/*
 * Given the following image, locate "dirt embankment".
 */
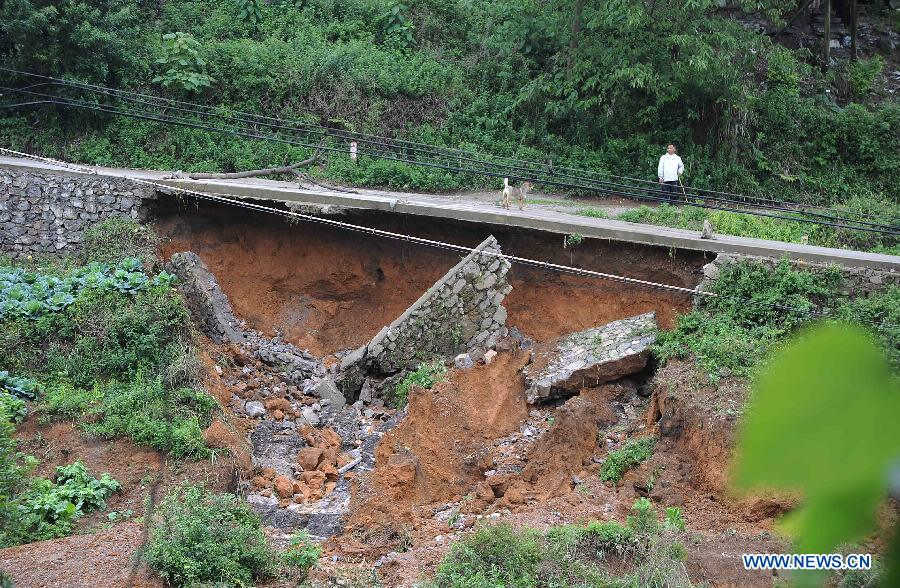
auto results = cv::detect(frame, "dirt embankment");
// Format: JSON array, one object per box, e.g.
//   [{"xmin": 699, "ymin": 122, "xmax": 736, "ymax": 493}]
[{"xmin": 153, "ymin": 201, "xmax": 703, "ymax": 356}]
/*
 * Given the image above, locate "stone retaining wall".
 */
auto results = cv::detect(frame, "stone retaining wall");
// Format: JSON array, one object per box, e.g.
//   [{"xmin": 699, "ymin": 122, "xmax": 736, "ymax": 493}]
[
  {"xmin": 698, "ymin": 252, "xmax": 898, "ymax": 300},
  {"xmin": 337, "ymin": 235, "xmax": 512, "ymax": 399},
  {"xmin": 0, "ymin": 167, "xmax": 154, "ymax": 257}
]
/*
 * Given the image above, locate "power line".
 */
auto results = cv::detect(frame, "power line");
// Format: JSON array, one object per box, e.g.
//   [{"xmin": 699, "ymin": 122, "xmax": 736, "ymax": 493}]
[
  {"xmin": 0, "ymin": 146, "xmax": 836, "ymax": 319},
  {"xmin": 1, "ymin": 69, "xmax": 896, "ymax": 236},
  {"xmin": 4, "ymin": 86, "xmax": 896, "ymax": 237},
  {"xmin": 1, "ymin": 74, "xmax": 893, "ymax": 232}
]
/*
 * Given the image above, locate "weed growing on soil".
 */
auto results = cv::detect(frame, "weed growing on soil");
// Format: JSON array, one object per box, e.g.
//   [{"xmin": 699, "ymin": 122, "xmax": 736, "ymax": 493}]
[
  {"xmin": 45, "ymin": 375, "xmax": 216, "ymax": 458},
  {"xmin": 145, "ymin": 485, "xmax": 276, "ymax": 587},
  {"xmin": 432, "ymin": 499, "xmax": 691, "ymax": 587},
  {"xmin": 600, "ymin": 437, "xmax": 656, "ymax": 483},
  {"xmin": 0, "ymin": 394, "xmax": 26, "ymax": 424},
  {"xmin": 617, "ymin": 203, "xmax": 897, "ymax": 252},
  {"xmin": 282, "ymin": 530, "xmax": 322, "ymax": 580},
  {"xmin": 0, "ymin": 252, "xmax": 216, "ymax": 457},
  {"xmin": 392, "ymin": 360, "xmax": 447, "ymax": 408},
  {"xmin": 655, "ymin": 259, "xmax": 900, "ymax": 379},
  {"xmin": 81, "ymin": 217, "xmax": 159, "ymax": 268},
  {"xmin": 0, "ymin": 458, "xmax": 120, "ymax": 548}
]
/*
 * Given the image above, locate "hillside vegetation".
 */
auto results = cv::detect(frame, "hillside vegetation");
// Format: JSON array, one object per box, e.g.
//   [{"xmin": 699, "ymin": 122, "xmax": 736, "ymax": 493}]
[{"xmin": 1, "ymin": 0, "xmax": 898, "ymax": 211}]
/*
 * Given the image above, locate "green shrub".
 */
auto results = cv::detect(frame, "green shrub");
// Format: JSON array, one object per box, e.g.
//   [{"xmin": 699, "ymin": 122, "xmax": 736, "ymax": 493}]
[
  {"xmin": 433, "ymin": 523, "xmax": 542, "ymax": 588},
  {"xmin": 0, "ymin": 459, "xmax": 120, "ymax": 548},
  {"xmin": 81, "ymin": 217, "xmax": 159, "ymax": 268},
  {"xmin": 599, "ymin": 437, "xmax": 656, "ymax": 483},
  {"xmin": 432, "ymin": 510, "xmax": 692, "ymax": 587},
  {"xmin": 627, "ymin": 498, "xmax": 659, "ymax": 535},
  {"xmin": 848, "ymin": 55, "xmax": 884, "ymax": 100},
  {"xmin": 392, "ymin": 360, "xmax": 446, "ymax": 408},
  {"xmin": 282, "ymin": 530, "xmax": 322, "ymax": 579},
  {"xmin": 145, "ymin": 485, "xmax": 276, "ymax": 587},
  {"xmin": 152, "ymin": 32, "xmax": 213, "ymax": 92},
  {"xmin": 0, "ymin": 393, "xmax": 26, "ymax": 424},
  {"xmin": 654, "ymin": 259, "xmax": 844, "ymax": 379}
]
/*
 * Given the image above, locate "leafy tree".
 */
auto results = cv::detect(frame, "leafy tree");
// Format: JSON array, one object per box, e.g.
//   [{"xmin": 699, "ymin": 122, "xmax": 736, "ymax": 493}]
[
  {"xmin": 0, "ymin": 0, "xmax": 146, "ymax": 83},
  {"xmin": 734, "ymin": 322, "xmax": 899, "ymax": 581}
]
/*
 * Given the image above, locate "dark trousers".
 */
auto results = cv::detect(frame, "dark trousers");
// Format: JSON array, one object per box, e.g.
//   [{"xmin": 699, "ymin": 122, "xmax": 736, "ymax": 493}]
[{"xmin": 661, "ymin": 181, "xmax": 679, "ymax": 198}]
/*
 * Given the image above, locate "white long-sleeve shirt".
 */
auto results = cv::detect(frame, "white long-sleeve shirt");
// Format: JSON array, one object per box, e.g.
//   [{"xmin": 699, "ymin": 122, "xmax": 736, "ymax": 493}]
[{"xmin": 658, "ymin": 153, "xmax": 684, "ymax": 182}]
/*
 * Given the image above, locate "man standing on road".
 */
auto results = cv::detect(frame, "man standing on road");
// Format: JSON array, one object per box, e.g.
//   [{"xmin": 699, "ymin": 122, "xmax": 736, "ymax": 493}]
[{"xmin": 657, "ymin": 144, "xmax": 684, "ymax": 197}]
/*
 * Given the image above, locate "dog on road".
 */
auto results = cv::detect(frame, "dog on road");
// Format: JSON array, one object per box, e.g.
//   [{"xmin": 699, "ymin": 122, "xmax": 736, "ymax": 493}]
[{"xmin": 501, "ymin": 178, "xmax": 533, "ymax": 210}]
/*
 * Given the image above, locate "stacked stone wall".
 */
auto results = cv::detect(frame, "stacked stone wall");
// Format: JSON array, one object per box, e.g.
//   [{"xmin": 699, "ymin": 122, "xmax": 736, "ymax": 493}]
[
  {"xmin": 337, "ymin": 235, "xmax": 512, "ymax": 398},
  {"xmin": 0, "ymin": 167, "xmax": 154, "ymax": 257}
]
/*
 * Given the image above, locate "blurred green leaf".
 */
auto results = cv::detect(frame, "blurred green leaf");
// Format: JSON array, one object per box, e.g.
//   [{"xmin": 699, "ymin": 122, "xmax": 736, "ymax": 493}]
[{"xmin": 734, "ymin": 322, "xmax": 899, "ymax": 552}]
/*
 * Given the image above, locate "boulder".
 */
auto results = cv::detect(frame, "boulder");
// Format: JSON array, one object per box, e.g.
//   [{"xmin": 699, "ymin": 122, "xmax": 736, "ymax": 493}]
[
  {"xmin": 524, "ymin": 312, "xmax": 657, "ymax": 404},
  {"xmin": 244, "ymin": 401, "xmax": 266, "ymax": 418}
]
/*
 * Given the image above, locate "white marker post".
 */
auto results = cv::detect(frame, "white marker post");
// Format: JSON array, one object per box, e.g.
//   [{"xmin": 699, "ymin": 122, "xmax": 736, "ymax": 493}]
[{"xmin": 350, "ymin": 141, "xmax": 358, "ymax": 162}]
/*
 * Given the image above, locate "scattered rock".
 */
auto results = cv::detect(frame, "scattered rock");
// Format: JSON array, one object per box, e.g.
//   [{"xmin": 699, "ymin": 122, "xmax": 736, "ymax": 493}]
[
  {"xmin": 274, "ymin": 475, "xmax": 294, "ymax": 499},
  {"xmin": 244, "ymin": 401, "xmax": 266, "ymax": 418},
  {"xmin": 483, "ymin": 349, "xmax": 497, "ymax": 365},
  {"xmin": 454, "ymin": 353, "xmax": 474, "ymax": 370},
  {"xmin": 298, "ymin": 447, "xmax": 325, "ymax": 471}
]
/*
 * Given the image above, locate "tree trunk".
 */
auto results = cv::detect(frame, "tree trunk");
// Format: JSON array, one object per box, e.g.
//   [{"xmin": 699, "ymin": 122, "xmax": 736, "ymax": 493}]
[
  {"xmin": 568, "ymin": 0, "xmax": 584, "ymax": 75},
  {"xmin": 823, "ymin": 0, "xmax": 832, "ymax": 71}
]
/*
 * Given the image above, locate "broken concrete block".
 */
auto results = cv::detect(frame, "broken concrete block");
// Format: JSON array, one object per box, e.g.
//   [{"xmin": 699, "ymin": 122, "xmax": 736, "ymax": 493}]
[{"xmin": 523, "ymin": 312, "xmax": 657, "ymax": 404}]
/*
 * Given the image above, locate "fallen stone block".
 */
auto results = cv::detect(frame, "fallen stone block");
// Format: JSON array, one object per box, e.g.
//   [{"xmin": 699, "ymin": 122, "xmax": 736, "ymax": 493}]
[
  {"xmin": 454, "ymin": 353, "xmax": 474, "ymax": 369},
  {"xmin": 524, "ymin": 312, "xmax": 657, "ymax": 404}
]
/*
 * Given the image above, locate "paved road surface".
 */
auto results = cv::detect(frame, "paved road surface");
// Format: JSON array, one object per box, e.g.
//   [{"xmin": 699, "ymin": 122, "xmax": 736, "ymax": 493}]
[{"xmin": 2, "ymin": 156, "xmax": 897, "ymax": 270}]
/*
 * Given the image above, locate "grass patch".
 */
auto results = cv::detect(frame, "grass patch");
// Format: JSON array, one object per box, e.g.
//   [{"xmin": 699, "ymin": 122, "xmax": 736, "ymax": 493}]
[
  {"xmin": 615, "ymin": 203, "xmax": 897, "ymax": 253},
  {"xmin": 576, "ymin": 207, "xmax": 610, "ymax": 219},
  {"xmin": 81, "ymin": 216, "xmax": 159, "ymax": 268},
  {"xmin": 282, "ymin": 530, "xmax": 322, "ymax": 581},
  {"xmin": 432, "ymin": 499, "xmax": 691, "ymax": 587},
  {"xmin": 600, "ymin": 437, "xmax": 657, "ymax": 483},
  {"xmin": 145, "ymin": 484, "xmax": 276, "ymax": 587},
  {"xmin": 655, "ymin": 259, "xmax": 900, "ymax": 379},
  {"xmin": 392, "ymin": 360, "xmax": 447, "ymax": 408}
]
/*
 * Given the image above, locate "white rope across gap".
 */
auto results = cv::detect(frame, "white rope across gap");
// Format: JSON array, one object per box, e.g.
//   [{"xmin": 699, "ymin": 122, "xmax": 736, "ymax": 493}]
[{"xmin": 0, "ymin": 146, "xmax": 711, "ymax": 298}]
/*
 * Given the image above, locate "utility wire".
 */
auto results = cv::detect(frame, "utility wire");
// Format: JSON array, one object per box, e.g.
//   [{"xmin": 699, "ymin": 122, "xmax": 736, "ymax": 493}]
[
  {"xmin": 1, "ymin": 69, "xmax": 895, "ymax": 235},
  {"xmin": 3, "ymin": 85, "xmax": 896, "ymax": 237},
  {"xmin": 1, "ymin": 147, "xmax": 837, "ymax": 318}
]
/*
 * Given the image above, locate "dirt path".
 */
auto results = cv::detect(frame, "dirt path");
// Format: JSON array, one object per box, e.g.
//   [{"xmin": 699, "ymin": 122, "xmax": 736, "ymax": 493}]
[{"xmin": 0, "ymin": 522, "xmax": 161, "ymax": 588}]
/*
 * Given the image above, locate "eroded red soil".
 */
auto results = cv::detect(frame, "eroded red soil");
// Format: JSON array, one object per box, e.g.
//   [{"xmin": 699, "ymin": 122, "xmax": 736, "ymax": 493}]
[{"xmin": 154, "ymin": 202, "xmax": 702, "ymax": 355}]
